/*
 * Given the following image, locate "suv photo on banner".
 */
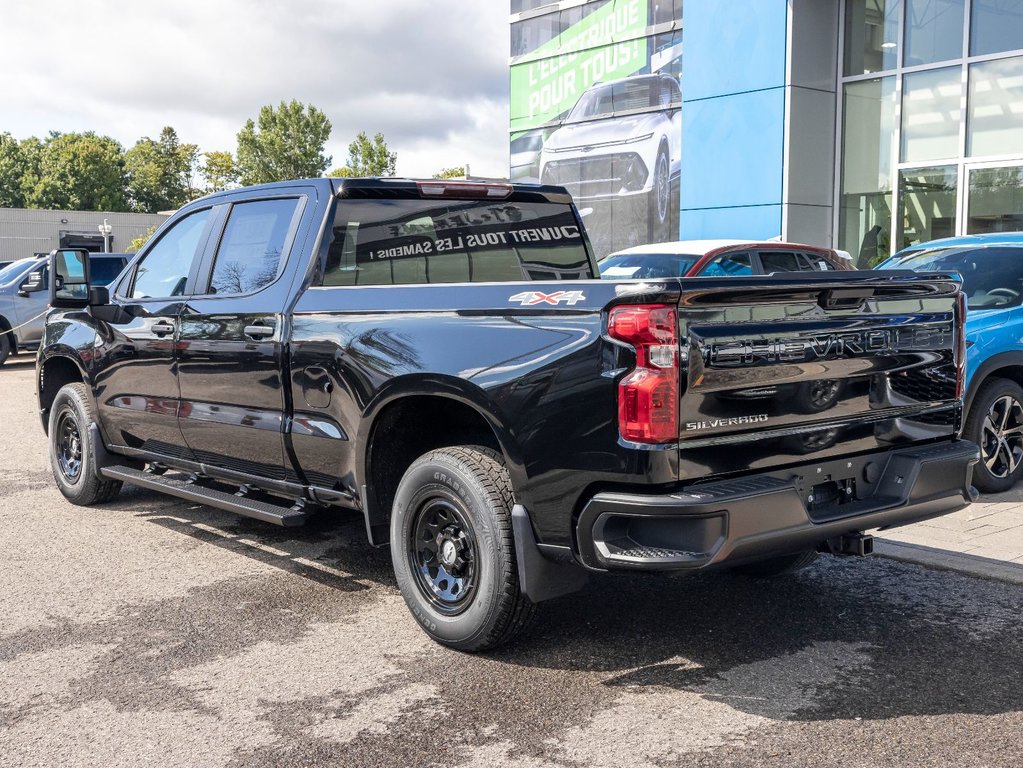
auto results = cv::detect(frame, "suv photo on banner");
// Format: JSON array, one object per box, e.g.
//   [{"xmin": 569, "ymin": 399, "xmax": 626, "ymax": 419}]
[{"xmin": 510, "ymin": 0, "xmax": 682, "ymax": 259}]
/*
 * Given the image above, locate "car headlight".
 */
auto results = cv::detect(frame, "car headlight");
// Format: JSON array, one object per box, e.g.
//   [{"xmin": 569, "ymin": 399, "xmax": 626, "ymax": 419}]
[{"xmin": 623, "ymin": 133, "xmax": 654, "ymax": 145}]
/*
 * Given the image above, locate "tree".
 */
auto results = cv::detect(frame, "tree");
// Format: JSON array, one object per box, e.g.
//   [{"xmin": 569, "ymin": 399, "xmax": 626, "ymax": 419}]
[
  {"xmin": 433, "ymin": 166, "xmax": 465, "ymax": 179},
  {"xmin": 0, "ymin": 133, "xmax": 26, "ymax": 207},
  {"xmin": 328, "ymin": 131, "xmax": 397, "ymax": 178},
  {"xmin": 27, "ymin": 132, "xmax": 128, "ymax": 211},
  {"xmin": 201, "ymin": 150, "xmax": 239, "ymax": 194},
  {"xmin": 128, "ymin": 225, "xmax": 158, "ymax": 253},
  {"xmin": 125, "ymin": 126, "xmax": 199, "ymax": 213},
  {"xmin": 235, "ymin": 100, "xmax": 332, "ymax": 185}
]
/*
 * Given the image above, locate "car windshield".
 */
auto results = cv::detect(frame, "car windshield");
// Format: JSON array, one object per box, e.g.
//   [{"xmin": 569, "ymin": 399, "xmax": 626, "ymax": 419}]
[
  {"xmin": 0, "ymin": 258, "xmax": 39, "ymax": 285},
  {"xmin": 567, "ymin": 78, "xmax": 663, "ymax": 122},
  {"xmin": 878, "ymin": 246, "xmax": 1023, "ymax": 309},
  {"xmin": 598, "ymin": 252, "xmax": 698, "ymax": 279}
]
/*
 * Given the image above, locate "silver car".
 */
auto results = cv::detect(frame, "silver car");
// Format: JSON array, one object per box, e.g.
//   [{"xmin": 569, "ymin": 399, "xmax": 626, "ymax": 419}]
[{"xmin": 0, "ymin": 253, "xmax": 128, "ymax": 366}]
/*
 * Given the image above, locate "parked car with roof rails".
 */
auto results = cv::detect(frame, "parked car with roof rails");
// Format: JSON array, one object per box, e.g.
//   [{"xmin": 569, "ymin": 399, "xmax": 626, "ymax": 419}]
[
  {"xmin": 0, "ymin": 253, "xmax": 128, "ymax": 366},
  {"xmin": 599, "ymin": 240, "xmax": 853, "ymax": 280},
  {"xmin": 878, "ymin": 232, "xmax": 1023, "ymax": 492}
]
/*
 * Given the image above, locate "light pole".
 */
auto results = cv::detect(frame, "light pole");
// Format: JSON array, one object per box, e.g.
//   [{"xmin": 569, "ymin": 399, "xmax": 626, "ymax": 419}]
[{"xmin": 97, "ymin": 219, "xmax": 112, "ymax": 253}]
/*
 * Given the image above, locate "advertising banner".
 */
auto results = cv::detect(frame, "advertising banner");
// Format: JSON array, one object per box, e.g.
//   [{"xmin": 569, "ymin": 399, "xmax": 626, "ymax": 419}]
[{"xmin": 510, "ymin": 0, "xmax": 682, "ymax": 259}]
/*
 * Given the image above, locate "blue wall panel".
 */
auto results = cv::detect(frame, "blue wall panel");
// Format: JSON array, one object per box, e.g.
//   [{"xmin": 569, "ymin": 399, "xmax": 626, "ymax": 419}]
[
  {"xmin": 679, "ymin": 0, "xmax": 789, "ymax": 240},
  {"xmin": 680, "ymin": 205, "xmax": 783, "ymax": 241},
  {"xmin": 680, "ymin": 88, "xmax": 786, "ymax": 211},
  {"xmin": 681, "ymin": 0, "xmax": 789, "ymax": 101}
]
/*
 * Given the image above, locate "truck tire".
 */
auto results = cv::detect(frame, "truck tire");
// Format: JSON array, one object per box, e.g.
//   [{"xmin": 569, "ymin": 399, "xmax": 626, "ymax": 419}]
[
  {"xmin": 48, "ymin": 383, "xmax": 122, "ymax": 505},
  {"xmin": 390, "ymin": 446, "xmax": 535, "ymax": 651},
  {"xmin": 730, "ymin": 550, "xmax": 819, "ymax": 578},
  {"xmin": 966, "ymin": 377, "xmax": 1023, "ymax": 493},
  {"xmin": 0, "ymin": 333, "xmax": 10, "ymax": 367}
]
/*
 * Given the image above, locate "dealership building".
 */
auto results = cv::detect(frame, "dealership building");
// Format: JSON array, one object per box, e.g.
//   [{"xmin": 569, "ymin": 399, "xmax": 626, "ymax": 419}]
[{"xmin": 510, "ymin": 0, "xmax": 1023, "ymax": 264}]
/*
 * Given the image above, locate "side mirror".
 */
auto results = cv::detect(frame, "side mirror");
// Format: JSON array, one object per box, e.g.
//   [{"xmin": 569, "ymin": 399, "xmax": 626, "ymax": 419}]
[
  {"xmin": 89, "ymin": 285, "xmax": 110, "ymax": 306},
  {"xmin": 49, "ymin": 249, "xmax": 91, "ymax": 309},
  {"xmin": 18, "ymin": 269, "xmax": 46, "ymax": 297}
]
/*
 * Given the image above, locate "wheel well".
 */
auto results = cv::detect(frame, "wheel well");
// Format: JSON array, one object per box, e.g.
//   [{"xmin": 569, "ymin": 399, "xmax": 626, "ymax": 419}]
[
  {"xmin": 0, "ymin": 315, "xmax": 14, "ymax": 352},
  {"xmin": 969, "ymin": 366, "xmax": 1023, "ymax": 413},
  {"xmin": 39, "ymin": 357, "xmax": 85, "ymax": 433},
  {"xmin": 364, "ymin": 396, "xmax": 503, "ymax": 544}
]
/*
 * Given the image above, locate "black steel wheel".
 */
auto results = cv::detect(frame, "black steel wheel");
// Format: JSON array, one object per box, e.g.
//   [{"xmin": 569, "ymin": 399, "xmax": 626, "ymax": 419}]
[
  {"xmin": 967, "ymin": 378, "xmax": 1023, "ymax": 493},
  {"xmin": 48, "ymin": 382, "xmax": 122, "ymax": 505},
  {"xmin": 54, "ymin": 408, "xmax": 84, "ymax": 482},
  {"xmin": 390, "ymin": 446, "xmax": 535, "ymax": 651},
  {"xmin": 408, "ymin": 496, "xmax": 478, "ymax": 615}
]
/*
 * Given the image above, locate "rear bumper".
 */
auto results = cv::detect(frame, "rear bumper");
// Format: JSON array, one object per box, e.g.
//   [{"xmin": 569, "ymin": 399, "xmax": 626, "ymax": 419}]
[{"xmin": 576, "ymin": 440, "xmax": 979, "ymax": 571}]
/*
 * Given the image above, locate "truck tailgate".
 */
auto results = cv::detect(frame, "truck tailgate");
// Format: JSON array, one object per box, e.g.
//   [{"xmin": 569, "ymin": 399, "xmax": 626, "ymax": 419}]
[{"xmin": 676, "ymin": 272, "xmax": 963, "ymax": 480}]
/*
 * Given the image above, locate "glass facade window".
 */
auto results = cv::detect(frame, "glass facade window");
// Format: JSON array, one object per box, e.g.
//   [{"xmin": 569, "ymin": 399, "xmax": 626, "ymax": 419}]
[
  {"xmin": 839, "ymin": 77, "xmax": 897, "ymax": 265},
  {"xmin": 970, "ymin": 0, "xmax": 1023, "ymax": 57},
  {"xmin": 903, "ymin": 0, "xmax": 965, "ymax": 66},
  {"xmin": 901, "ymin": 66, "xmax": 961, "ymax": 163},
  {"xmin": 844, "ymin": 0, "xmax": 899, "ymax": 75},
  {"xmin": 968, "ymin": 56, "xmax": 1023, "ymax": 158},
  {"xmin": 899, "ymin": 166, "xmax": 958, "ymax": 247},
  {"xmin": 967, "ymin": 166, "xmax": 1023, "ymax": 234}
]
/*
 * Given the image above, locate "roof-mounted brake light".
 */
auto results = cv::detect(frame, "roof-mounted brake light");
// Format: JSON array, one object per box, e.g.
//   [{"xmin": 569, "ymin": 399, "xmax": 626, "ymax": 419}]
[{"xmin": 416, "ymin": 181, "xmax": 513, "ymax": 199}]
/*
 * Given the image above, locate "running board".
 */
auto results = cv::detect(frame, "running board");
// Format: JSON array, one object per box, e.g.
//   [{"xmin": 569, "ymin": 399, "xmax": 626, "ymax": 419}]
[{"xmin": 100, "ymin": 465, "xmax": 308, "ymax": 527}]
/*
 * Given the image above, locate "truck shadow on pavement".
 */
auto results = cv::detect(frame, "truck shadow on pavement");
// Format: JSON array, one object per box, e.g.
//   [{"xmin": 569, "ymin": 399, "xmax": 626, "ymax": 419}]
[{"xmin": 118, "ymin": 489, "xmax": 1023, "ymax": 726}]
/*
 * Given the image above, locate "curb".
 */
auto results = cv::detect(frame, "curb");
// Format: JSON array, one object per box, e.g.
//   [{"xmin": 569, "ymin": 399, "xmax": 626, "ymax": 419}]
[{"xmin": 874, "ymin": 539, "xmax": 1023, "ymax": 586}]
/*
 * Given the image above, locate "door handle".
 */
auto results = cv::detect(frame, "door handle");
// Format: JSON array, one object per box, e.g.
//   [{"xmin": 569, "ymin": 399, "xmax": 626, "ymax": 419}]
[
  {"xmin": 151, "ymin": 321, "xmax": 175, "ymax": 336},
  {"xmin": 243, "ymin": 323, "xmax": 275, "ymax": 340}
]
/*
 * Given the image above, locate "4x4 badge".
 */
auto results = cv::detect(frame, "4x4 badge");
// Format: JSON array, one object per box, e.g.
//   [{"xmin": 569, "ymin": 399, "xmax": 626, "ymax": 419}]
[{"xmin": 509, "ymin": 290, "xmax": 586, "ymax": 306}]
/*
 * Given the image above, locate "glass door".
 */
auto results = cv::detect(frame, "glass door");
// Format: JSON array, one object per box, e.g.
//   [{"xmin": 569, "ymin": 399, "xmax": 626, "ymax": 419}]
[{"xmin": 964, "ymin": 162, "xmax": 1023, "ymax": 235}]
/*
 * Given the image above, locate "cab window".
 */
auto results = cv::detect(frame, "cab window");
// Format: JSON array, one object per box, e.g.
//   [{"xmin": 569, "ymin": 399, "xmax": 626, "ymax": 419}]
[
  {"xmin": 206, "ymin": 198, "xmax": 299, "ymax": 295},
  {"xmin": 697, "ymin": 252, "xmax": 753, "ymax": 276},
  {"xmin": 130, "ymin": 209, "xmax": 212, "ymax": 299}
]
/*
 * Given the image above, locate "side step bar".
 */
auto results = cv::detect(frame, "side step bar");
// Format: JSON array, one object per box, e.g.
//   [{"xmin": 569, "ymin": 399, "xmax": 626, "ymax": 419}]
[{"xmin": 100, "ymin": 465, "xmax": 308, "ymax": 527}]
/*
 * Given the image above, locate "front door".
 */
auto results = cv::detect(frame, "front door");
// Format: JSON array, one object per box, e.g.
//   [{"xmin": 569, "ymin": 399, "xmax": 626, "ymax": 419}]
[
  {"xmin": 176, "ymin": 194, "xmax": 306, "ymax": 483},
  {"xmin": 94, "ymin": 207, "xmax": 216, "ymax": 460}
]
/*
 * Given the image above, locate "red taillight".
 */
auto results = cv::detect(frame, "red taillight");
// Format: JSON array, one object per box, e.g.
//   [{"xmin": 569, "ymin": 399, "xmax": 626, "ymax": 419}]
[
  {"xmin": 608, "ymin": 304, "xmax": 679, "ymax": 443},
  {"xmin": 955, "ymin": 290, "xmax": 967, "ymax": 401}
]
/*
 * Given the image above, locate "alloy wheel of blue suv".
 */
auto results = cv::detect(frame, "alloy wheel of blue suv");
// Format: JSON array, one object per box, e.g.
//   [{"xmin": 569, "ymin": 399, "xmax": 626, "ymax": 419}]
[{"xmin": 878, "ymin": 233, "xmax": 1023, "ymax": 493}]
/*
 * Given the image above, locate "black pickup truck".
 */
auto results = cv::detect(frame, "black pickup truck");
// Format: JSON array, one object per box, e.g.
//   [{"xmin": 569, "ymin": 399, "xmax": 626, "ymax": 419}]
[{"xmin": 38, "ymin": 178, "xmax": 978, "ymax": 650}]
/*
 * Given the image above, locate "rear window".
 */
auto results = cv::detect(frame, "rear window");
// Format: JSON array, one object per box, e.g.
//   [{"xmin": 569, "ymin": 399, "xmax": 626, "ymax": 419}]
[
  {"xmin": 599, "ymin": 253, "xmax": 698, "ymax": 279},
  {"xmin": 319, "ymin": 199, "xmax": 593, "ymax": 286},
  {"xmin": 759, "ymin": 251, "xmax": 820, "ymax": 273}
]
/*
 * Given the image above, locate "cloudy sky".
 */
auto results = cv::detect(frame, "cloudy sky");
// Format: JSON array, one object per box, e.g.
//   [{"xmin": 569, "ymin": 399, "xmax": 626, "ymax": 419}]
[{"xmin": 0, "ymin": 1, "xmax": 511, "ymax": 178}]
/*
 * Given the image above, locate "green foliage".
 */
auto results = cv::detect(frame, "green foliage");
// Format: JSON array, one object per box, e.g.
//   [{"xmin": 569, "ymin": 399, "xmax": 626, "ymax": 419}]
[
  {"xmin": 236, "ymin": 100, "xmax": 332, "ymax": 185},
  {"xmin": 201, "ymin": 150, "xmax": 239, "ymax": 194},
  {"xmin": 0, "ymin": 133, "xmax": 27, "ymax": 207},
  {"xmin": 125, "ymin": 127, "xmax": 199, "ymax": 213},
  {"xmin": 328, "ymin": 132, "xmax": 397, "ymax": 178},
  {"xmin": 27, "ymin": 132, "xmax": 128, "ymax": 211},
  {"xmin": 127, "ymin": 224, "xmax": 158, "ymax": 253},
  {"xmin": 433, "ymin": 166, "xmax": 466, "ymax": 179}
]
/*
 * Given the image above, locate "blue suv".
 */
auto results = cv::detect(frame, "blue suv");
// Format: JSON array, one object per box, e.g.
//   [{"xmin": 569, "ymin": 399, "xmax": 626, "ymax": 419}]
[{"xmin": 878, "ymin": 233, "xmax": 1023, "ymax": 493}]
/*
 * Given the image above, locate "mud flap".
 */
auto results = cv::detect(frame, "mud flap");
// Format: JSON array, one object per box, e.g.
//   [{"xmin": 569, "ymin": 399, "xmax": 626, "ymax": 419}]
[{"xmin": 512, "ymin": 504, "xmax": 588, "ymax": 603}]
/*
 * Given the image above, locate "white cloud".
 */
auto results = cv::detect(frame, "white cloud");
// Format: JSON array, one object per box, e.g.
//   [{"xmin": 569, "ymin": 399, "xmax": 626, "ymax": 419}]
[{"xmin": 0, "ymin": 0, "xmax": 511, "ymax": 177}]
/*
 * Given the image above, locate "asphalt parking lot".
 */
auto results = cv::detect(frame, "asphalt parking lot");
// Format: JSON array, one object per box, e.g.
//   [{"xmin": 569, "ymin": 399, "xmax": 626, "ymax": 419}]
[{"xmin": 2, "ymin": 357, "xmax": 1022, "ymax": 768}]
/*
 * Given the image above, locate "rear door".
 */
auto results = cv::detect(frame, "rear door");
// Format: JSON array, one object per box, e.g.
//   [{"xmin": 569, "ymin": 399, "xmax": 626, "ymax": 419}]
[
  {"xmin": 676, "ymin": 273, "xmax": 962, "ymax": 479},
  {"xmin": 175, "ymin": 192, "xmax": 309, "ymax": 483}
]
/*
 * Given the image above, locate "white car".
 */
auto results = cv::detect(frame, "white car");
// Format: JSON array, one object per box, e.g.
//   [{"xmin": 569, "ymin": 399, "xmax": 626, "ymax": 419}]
[{"xmin": 540, "ymin": 73, "xmax": 682, "ymax": 232}]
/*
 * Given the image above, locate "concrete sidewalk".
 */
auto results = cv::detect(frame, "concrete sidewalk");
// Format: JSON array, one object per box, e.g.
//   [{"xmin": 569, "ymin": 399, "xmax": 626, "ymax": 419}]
[{"xmin": 875, "ymin": 487, "xmax": 1023, "ymax": 585}]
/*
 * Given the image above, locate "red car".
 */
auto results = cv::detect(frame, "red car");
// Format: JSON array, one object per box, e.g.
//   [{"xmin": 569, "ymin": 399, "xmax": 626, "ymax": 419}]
[{"xmin": 598, "ymin": 239, "xmax": 854, "ymax": 279}]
